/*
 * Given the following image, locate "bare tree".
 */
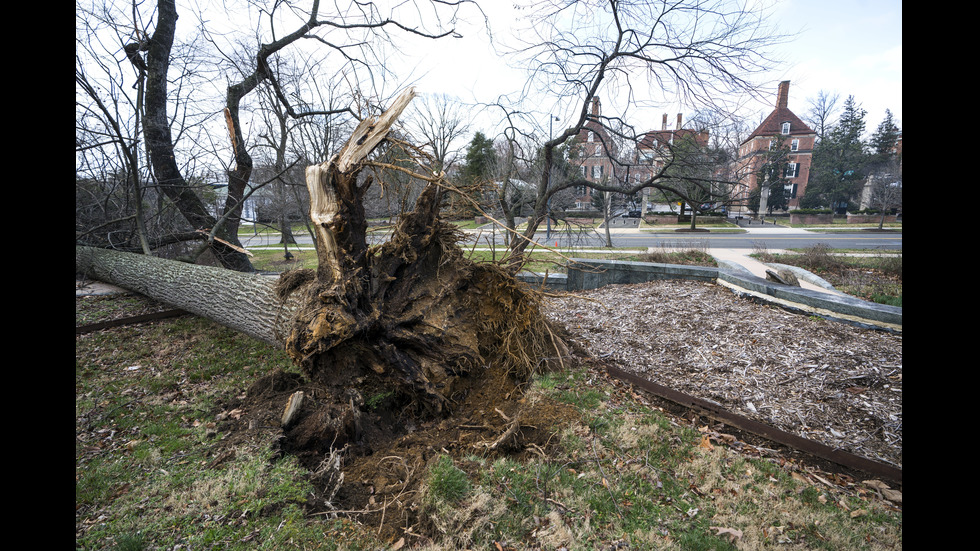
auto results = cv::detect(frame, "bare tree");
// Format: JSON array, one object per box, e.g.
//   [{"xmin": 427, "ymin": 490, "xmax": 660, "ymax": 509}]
[
  {"xmin": 406, "ymin": 93, "xmax": 471, "ymax": 172},
  {"xmin": 495, "ymin": 0, "xmax": 786, "ymax": 268},
  {"xmin": 85, "ymin": 0, "xmax": 470, "ymax": 271},
  {"xmin": 864, "ymin": 174, "xmax": 902, "ymax": 229},
  {"xmin": 76, "ymin": 62, "xmax": 152, "ymax": 255},
  {"xmin": 804, "ymin": 90, "xmax": 842, "ymax": 141},
  {"xmin": 77, "ymin": 89, "xmax": 566, "ymax": 416},
  {"xmin": 862, "ymin": 148, "xmax": 902, "ymax": 229}
]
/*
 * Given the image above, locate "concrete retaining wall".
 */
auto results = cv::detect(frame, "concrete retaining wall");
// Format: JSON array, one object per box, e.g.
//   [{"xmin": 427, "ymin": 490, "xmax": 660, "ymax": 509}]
[{"xmin": 518, "ymin": 258, "xmax": 901, "ymax": 331}]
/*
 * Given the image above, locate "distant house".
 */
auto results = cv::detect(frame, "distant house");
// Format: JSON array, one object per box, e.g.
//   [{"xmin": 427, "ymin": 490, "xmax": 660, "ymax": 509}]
[
  {"xmin": 569, "ymin": 97, "xmax": 619, "ymax": 210},
  {"xmin": 569, "ymin": 102, "xmax": 714, "ymax": 214},
  {"xmin": 734, "ymin": 80, "xmax": 817, "ymax": 213},
  {"xmin": 633, "ymin": 113, "xmax": 710, "ymax": 213}
]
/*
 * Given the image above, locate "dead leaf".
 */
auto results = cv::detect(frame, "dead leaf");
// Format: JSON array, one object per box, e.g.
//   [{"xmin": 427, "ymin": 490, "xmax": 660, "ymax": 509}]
[
  {"xmin": 881, "ymin": 488, "xmax": 902, "ymax": 503},
  {"xmin": 109, "ymin": 483, "xmax": 131, "ymax": 500},
  {"xmin": 862, "ymin": 479, "xmax": 890, "ymax": 491},
  {"xmin": 711, "ymin": 526, "xmax": 743, "ymax": 542},
  {"xmin": 717, "ymin": 432, "xmax": 736, "ymax": 444}
]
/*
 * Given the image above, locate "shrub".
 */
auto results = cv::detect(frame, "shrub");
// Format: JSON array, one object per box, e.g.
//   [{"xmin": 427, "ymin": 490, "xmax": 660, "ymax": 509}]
[{"xmin": 789, "ymin": 208, "xmax": 833, "ymax": 214}]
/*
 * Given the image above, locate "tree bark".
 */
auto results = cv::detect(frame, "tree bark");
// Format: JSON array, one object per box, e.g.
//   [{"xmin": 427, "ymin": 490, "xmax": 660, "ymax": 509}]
[
  {"xmin": 141, "ymin": 0, "xmax": 253, "ymax": 272},
  {"xmin": 77, "ymin": 87, "xmax": 567, "ymax": 415},
  {"xmin": 75, "ymin": 246, "xmax": 294, "ymax": 346}
]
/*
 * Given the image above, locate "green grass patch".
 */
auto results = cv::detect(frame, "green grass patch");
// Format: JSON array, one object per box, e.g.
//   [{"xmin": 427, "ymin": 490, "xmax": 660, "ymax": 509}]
[
  {"xmin": 427, "ymin": 455, "xmax": 473, "ymax": 504},
  {"xmin": 78, "ymin": 296, "xmax": 901, "ymax": 550},
  {"xmin": 76, "ymin": 298, "xmax": 366, "ymax": 550},
  {"xmin": 418, "ymin": 366, "xmax": 901, "ymax": 549}
]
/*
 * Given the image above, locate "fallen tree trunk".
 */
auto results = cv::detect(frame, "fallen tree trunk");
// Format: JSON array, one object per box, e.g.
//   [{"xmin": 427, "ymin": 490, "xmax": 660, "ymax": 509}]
[
  {"xmin": 77, "ymin": 87, "xmax": 568, "ymax": 416},
  {"xmin": 75, "ymin": 246, "xmax": 296, "ymax": 345}
]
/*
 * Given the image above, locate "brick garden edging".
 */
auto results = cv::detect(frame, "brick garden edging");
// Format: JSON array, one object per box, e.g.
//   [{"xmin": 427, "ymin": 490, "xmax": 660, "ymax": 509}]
[
  {"xmin": 846, "ymin": 214, "xmax": 898, "ymax": 224},
  {"xmin": 789, "ymin": 213, "xmax": 833, "ymax": 225}
]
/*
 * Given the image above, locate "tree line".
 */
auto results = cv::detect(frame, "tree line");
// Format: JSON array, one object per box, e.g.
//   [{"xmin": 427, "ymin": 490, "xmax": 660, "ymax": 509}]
[
  {"xmin": 800, "ymin": 96, "xmax": 902, "ymax": 215},
  {"xmin": 77, "ymin": 0, "xmax": 898, "ymax": 275}
]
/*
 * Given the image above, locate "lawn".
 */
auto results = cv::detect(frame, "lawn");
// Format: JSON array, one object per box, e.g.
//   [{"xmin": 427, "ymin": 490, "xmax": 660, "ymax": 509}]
[{"xmin": 77, "ymin": 291, "xmax": 901, "ymax": 550}]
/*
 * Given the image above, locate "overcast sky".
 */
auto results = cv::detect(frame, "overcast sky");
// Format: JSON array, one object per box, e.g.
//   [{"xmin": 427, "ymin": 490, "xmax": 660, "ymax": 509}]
[
  {"xmin": 765, "ymin": 0, "xmax": 902, "ymax": 131},
  {"xmin": 141, "ymin": 0, "xmax": 901, "ymax": 146},
  {"xmin": 398, "ymin": 0, "xmax": 902, "ymax": 139}
]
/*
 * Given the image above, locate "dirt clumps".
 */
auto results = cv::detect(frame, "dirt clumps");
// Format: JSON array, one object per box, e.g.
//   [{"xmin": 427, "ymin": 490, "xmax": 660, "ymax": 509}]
[{"xmin": 223, "ymin": 357, "xmax": 580, "ymax": 543}]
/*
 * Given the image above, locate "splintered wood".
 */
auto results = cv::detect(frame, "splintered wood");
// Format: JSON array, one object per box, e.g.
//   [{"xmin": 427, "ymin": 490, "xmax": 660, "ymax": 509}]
[{"xmin": 544, "ymin": 279, "xmax": 902, "ymax": 468}]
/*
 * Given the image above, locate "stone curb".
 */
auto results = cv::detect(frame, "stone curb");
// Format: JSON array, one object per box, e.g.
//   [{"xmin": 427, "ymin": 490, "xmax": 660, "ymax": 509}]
[{"xmin": 519, "ymin": 258, "xmax": 901, "ymax": 332}]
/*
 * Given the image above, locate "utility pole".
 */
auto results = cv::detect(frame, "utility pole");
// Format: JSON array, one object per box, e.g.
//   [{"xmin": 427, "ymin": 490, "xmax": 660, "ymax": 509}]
[{"xmin": 547, "ymin": 115, "xmax": 560, "ymax": 240}]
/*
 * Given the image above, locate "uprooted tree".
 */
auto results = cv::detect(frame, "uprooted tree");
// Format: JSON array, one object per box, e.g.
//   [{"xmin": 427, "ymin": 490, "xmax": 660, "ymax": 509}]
[{"xmin": 77, "ymin": 88, "xmax": 568, "ymax": 422}]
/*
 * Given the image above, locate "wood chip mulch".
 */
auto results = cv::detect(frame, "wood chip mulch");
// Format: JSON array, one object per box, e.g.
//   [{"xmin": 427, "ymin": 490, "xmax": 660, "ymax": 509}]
[{"xmin": 543, "ymin": 279, "xmax": 902, "ymax": 469}]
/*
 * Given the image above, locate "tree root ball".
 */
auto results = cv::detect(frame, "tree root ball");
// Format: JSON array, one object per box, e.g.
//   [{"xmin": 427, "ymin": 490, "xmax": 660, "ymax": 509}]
[{"xmin": 274, "ymin": 234, "xmax": 568, "ymax": 417}]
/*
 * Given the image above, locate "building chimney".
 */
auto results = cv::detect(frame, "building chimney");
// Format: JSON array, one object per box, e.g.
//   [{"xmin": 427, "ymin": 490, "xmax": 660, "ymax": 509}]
[
  {"xmin": 676, "ymin": 113, "xmax": 683, "ymax": 130},
  {"xmin": 591, "ymin": 97, "xmax": 600, "ymax": 116},
  {"xmin": 662, "ymin": 113, "xmax": 668, "ymax": 130},
  {"xmin": 777, "ymin": 81, "xmax": 790, "ymax": 109}
]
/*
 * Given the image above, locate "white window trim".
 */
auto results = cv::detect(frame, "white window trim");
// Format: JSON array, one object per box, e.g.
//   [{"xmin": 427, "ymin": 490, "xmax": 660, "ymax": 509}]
[{"xmin": 784, "ymin": 162, "xmax": 799, "ymax": 178}]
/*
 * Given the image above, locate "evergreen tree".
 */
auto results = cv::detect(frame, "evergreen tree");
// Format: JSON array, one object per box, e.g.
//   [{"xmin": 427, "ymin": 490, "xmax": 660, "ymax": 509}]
[
  {"xmin": 869, "ymin": 109, "xmax": 901, "ymax": 159},
  {"xmin": 462, "ymin": 132, "xmax": 497, "ymax": 186},
  {"xmin": 802, "ymin": 96, "xmax": 869, "ymax": 211},
  {"xmin": 447, "ymin": 131, "xmax": 497, "ymax": 218},
  {"xmin": 755, "ymin": 140, "xmax": 792, "ymax": 214}
]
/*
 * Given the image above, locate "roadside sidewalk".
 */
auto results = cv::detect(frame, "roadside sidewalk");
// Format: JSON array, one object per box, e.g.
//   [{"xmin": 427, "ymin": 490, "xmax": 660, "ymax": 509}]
[{"xmin": 706, "ymin": 248, "xmax": 839, "ymax": 295}]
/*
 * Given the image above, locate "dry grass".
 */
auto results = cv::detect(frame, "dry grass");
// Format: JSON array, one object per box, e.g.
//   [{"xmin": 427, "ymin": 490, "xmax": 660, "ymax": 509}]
[{"xmin": 754, "ymin": 244, "xmax": 902, "ymax": 306}]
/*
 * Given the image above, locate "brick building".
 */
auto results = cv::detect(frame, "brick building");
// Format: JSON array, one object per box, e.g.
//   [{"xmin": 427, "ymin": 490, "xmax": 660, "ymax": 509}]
[
  {"xmin": 734, "ymin": 80, "xmax": 817, "ymax": 213},
  {"xmin": 633, "ymin": 113, "xmax": 710, "ymax": 213},
  {"xmin": 568, "ymin": 97, "xmax": 619, "ymax": 210},
  {"xmin": 570, "ymin": 102, "xmax": 712, "ymax": 213}
]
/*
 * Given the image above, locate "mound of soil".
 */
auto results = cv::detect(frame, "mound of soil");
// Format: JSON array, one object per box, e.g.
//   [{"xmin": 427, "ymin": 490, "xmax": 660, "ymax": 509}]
[{"xmin": 215, "ymin": 360, "xmax": 581, "ymax": 543}]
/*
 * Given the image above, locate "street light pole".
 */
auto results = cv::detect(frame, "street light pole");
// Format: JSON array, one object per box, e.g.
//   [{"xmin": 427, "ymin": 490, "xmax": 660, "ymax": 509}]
[{"xmin": 547, "ymin": 115, "xmax": 560, "ymax": 240}]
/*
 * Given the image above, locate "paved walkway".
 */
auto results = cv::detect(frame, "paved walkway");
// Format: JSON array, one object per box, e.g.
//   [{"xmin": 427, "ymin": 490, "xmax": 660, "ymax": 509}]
[
  {"xmin": 232, "ymin": 221, "xmax": 898, "ymax": 297},
  {"xmin": 706, "ymin": 247, "xmax": 837, "ymax": 294}
]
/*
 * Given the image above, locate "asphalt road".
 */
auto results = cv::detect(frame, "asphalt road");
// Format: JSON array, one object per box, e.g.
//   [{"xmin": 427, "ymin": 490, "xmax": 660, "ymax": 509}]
[
  {"xmin": 605, "ymin": 231, "xmax": 903, "ymax": 251},
  {"xmin": 241, "ymin": 224, "xmax": 902, "ymax": 251}
]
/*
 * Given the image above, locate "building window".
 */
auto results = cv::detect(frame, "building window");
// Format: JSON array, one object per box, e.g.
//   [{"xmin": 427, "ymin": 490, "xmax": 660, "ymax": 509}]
[
  {"xmin": 783, "ymin": 162, "xmax": 799, "ymax": 178},
  {"xmin": 588, "ymin": 131, "xmax": 594, "ymax": 142},
  {"xmin": 791, "ymin": 139, "xmax": 799, "ymax": 151},
  {"xmin": 592, "ymin": 165, "xmax": 603, "ymax": 180},
  {"xmin": 580, "ymin": 165, "xmax": 586, "ymax": 178},
  {"xmin": 781, "ymin": 122, "xmax": 791, "ymax": 134}
]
